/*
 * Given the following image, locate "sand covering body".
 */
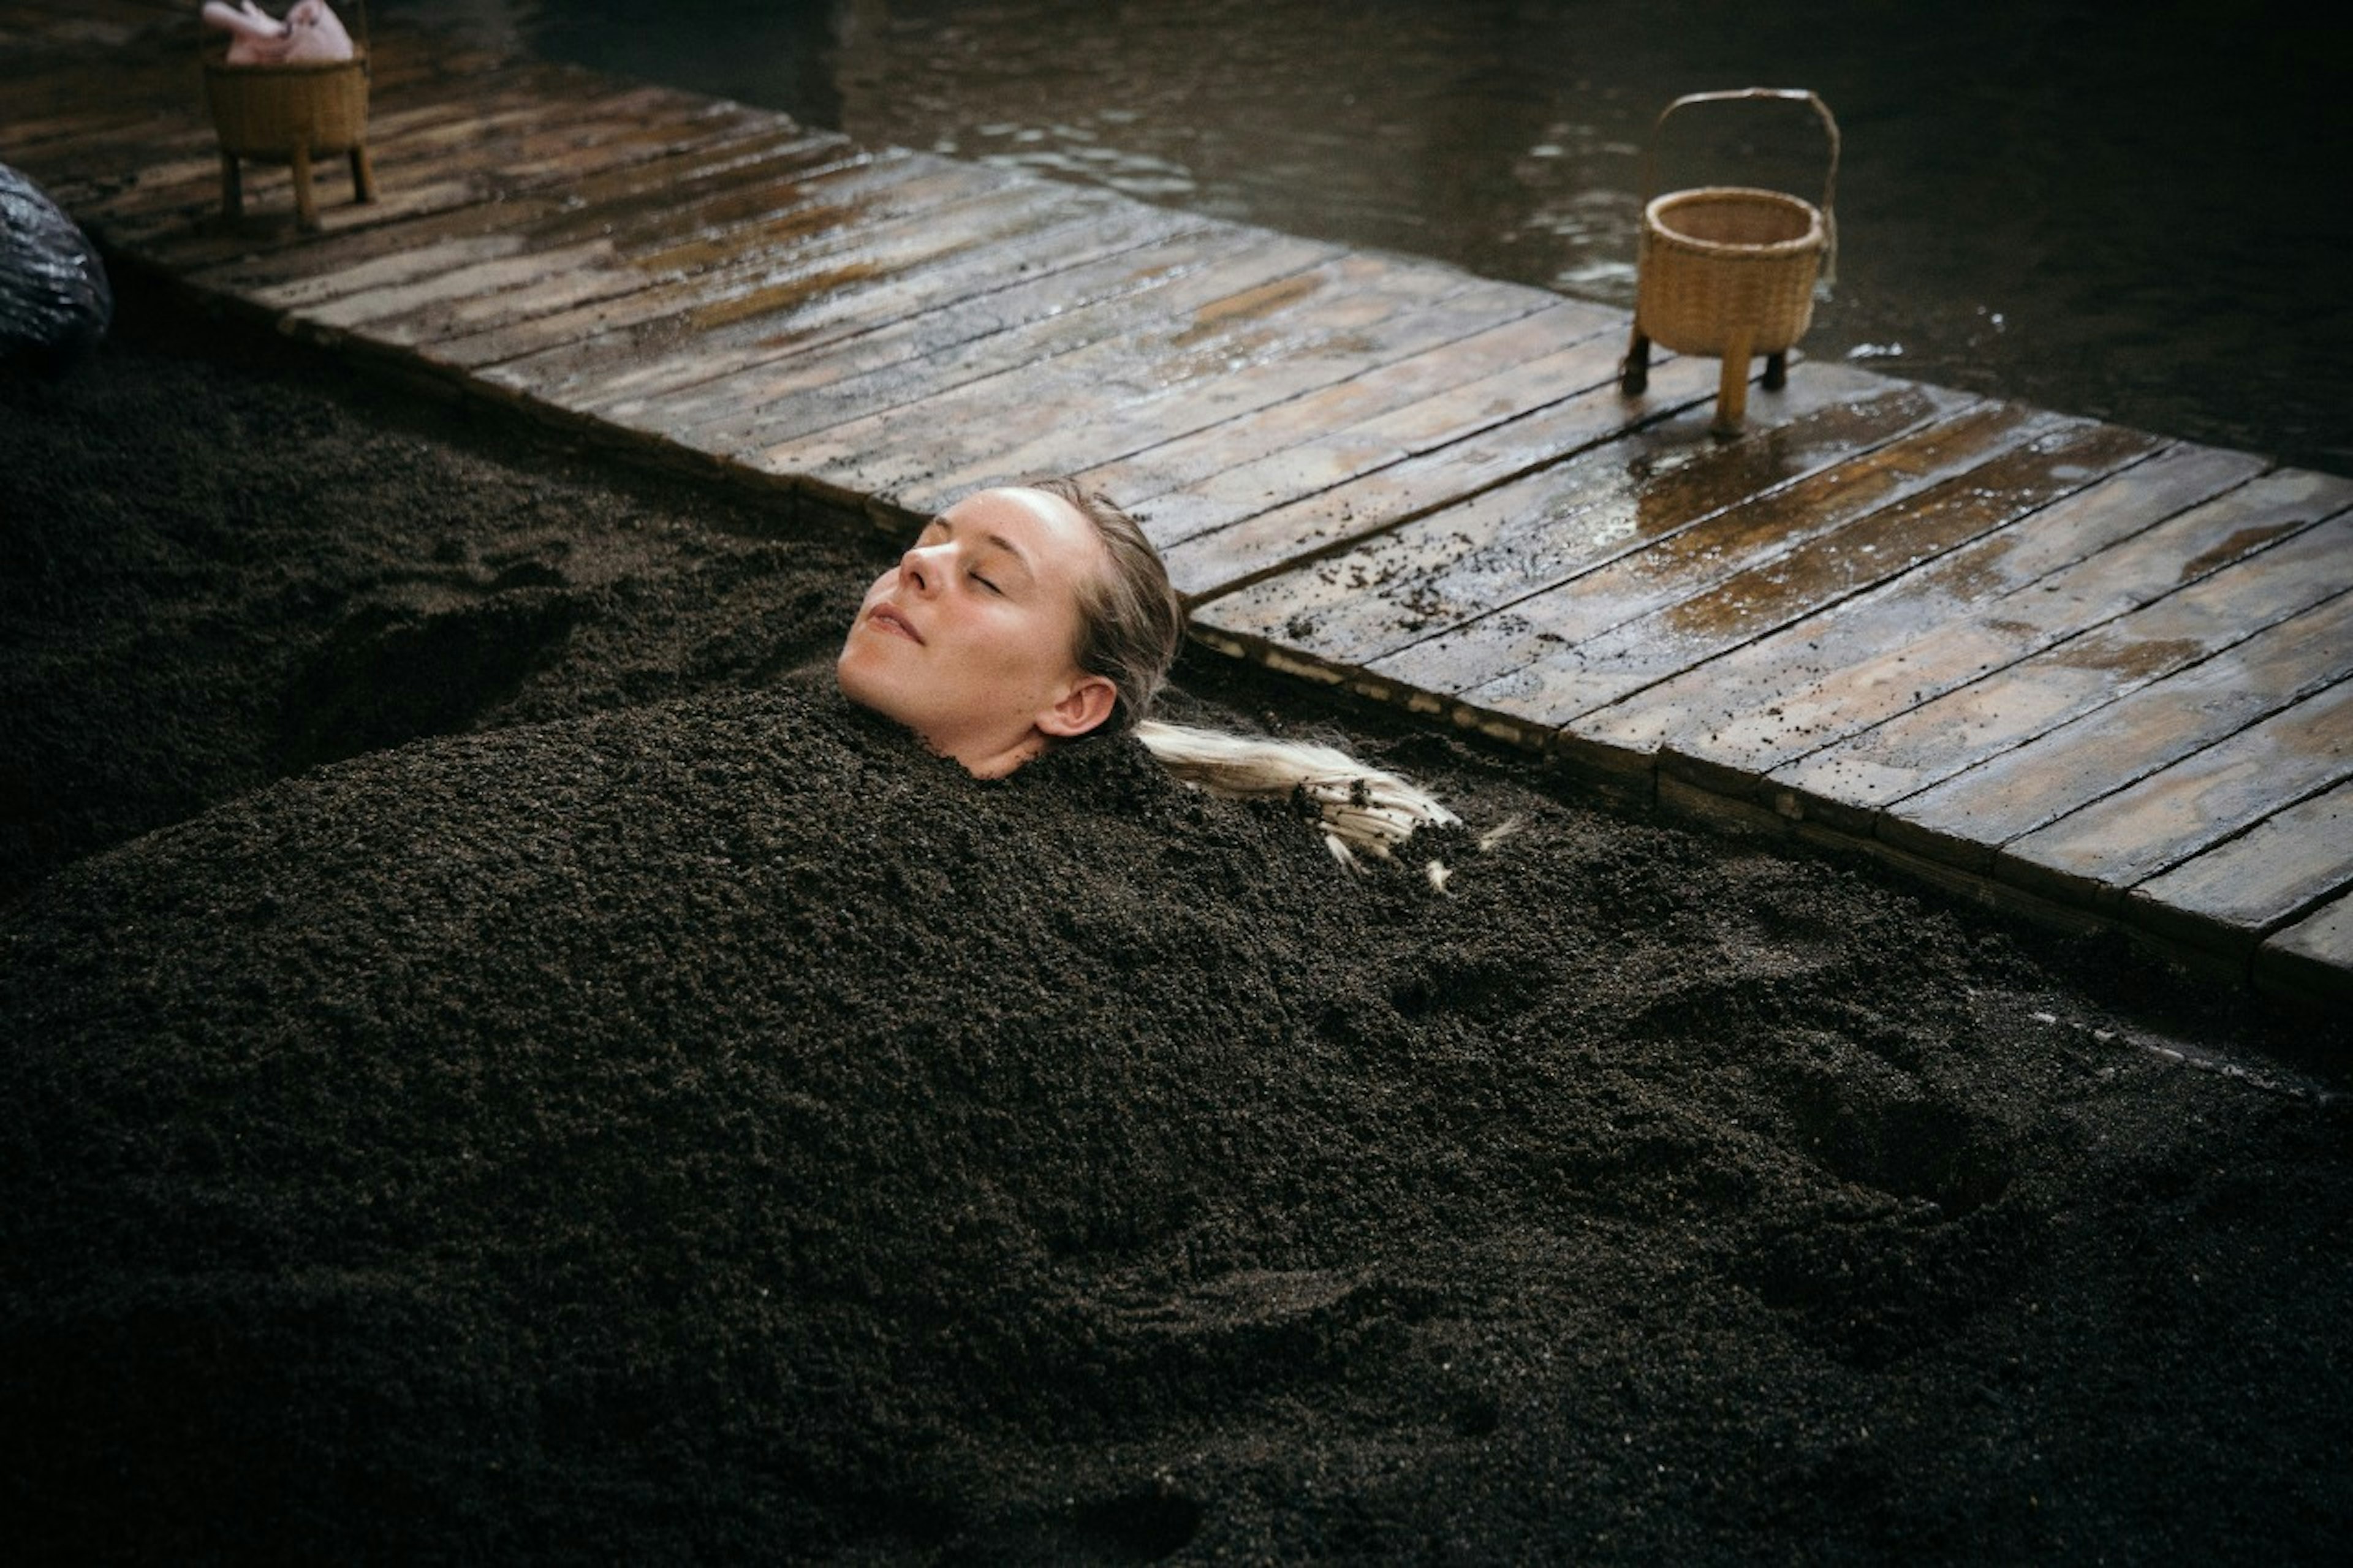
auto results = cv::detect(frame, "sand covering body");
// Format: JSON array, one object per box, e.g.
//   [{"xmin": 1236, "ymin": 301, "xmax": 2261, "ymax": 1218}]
[{"xmin": 4, "ymin": 338, "xmax": 2347, "ymax": 1564}]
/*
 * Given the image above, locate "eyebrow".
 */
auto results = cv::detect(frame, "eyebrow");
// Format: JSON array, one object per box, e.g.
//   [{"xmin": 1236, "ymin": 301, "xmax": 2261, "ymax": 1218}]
[{"xmin": 926, "ymin": 515, "xmax": 1038, "ymax": 585}]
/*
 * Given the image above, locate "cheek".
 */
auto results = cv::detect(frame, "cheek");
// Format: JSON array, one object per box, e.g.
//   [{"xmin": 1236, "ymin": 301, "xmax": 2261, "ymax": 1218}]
[{"xmin": 987, "ymin": 606, "xmax": 1082, "ymax": 686}]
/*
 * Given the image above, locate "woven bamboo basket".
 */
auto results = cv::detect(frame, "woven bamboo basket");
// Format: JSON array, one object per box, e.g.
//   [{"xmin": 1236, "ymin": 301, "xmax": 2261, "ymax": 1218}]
[
  {"xmin": 1620, "ymin": 89, "xmax": 1840, "ymax": 434},
  {"xmin": 204, "ymin": 53, "xmax": 369, "ymax": 156},
  {"xmin": 202, "ymin": 6, "xmax": 377, "ymax": 232},
  {"xmin": 1636, "ymin": 184, "xmax": 1824, "ymax": 358}
]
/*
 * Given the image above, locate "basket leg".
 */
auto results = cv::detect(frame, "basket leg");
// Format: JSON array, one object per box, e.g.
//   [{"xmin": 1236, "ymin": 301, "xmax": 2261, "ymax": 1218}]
[
  {"xmin": 219, "ymin": 151, "xmax": 243, "ymax": 221},
  {"xmin": 290, "ymin": 145, "xmax": 319, "ymax": 231},
  {"xmin": 1620, "ymin": 329, "xmax": 1651, "ymax": 395},
  {"xmin": 1711, "ymin": 330, "xmax": 1754, "ymax": 437},
  {"xmin": 1763, "ymin": 350, "xmax": 1788, "ymax": 392},
  {"xmin": 350, "ymin": 144, "xmax": 377, "ymax": 206}
]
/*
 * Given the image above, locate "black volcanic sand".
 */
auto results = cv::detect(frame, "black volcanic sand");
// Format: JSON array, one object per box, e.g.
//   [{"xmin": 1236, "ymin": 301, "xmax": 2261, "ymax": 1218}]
[{"xmin": 4, "ymin": 294, "xmax": 2349, "ymax": 1566}]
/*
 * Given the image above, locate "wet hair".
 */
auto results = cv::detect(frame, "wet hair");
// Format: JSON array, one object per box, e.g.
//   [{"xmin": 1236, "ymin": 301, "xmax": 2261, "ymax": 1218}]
[
  {"xmin": 1028, "ymin": 475, "xmax": 1184, "ymax": 736},
  {"xmin": 1027, "ymin": 476, "xmax": 1486, "ymax": 876}
]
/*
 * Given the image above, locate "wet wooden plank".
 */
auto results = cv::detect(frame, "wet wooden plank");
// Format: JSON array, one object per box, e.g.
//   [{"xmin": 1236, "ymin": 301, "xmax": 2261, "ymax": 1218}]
[
  {"xmin": 1684, "ymin": 449, "xmax": 2324, "ymax": 800},
  {"xmin": 4, "ymin": 85, "xmax": 213, "ymax": 188},
  {"xmin": 1432, "ymin": 414, "xmax": 2157, "ymax": 746},
  {"xmin": 564, "ymin": 195, "xmax": 1211, "ymax": 420},
  {"xmin": 26, "ymin": 59, "xmax": 629, "ymax": 219},
  {"xmin": 1202, "ymin": 368, "xmax": 1958, "ymax": 683},
  {"xmin": 64, "ymin": 77, "xmax": 760, "ymax": 253},
  {"xmin": 9, "ymin": 117, "xmax": 230, "ymax": 221},
  {"xmin": 419, "ymin": 172, "xmax": 1086, "ymax": 367},
  {"xmin": 569, "ymin": 216, "xmax": 1273, "ymax": 447},
  {"xmin": 411, "ymin": 180, "xmax": 1082, "ymax": 372},
  {"xmin": 1994, "ymin": 675, "xmax": 2353, "ymax": 907},
  {"xmin": 767, "ymin": 246, "xmax": 1480, "ymax": 505},
  {"xmin": 338, "ymin": 61, "xmax": 651, "ymax": 148},
  {"xmin": 0, "ymin": 97, "xmax": 181, "ymax": 160},
  {"xmin": 169, "ymin": 105, "xmax": 822, "ymax": 286},
  {"xmin": 2256, "ymin": 893, "xmax": 2353, "ymax": 1006},
  {"xmin": 344, "ymin": 79, "xmax": 767, "ymax": 194},
  {"xmin": 742, "ymin": 233, "xmax": 1366, "ymax": 498},
  {"xmin": 1354, "ymin": 379, "xmax": 1993, "ymax": 698},
  {"xmin": 0, "ymin": 17, "xmax": 149, "ymax": 48},
  {"xmin": 343, "ymin": 22, "xmax": 521, "ymax": 89},
  {"xmin": 891, "ymin": 267, "xmax": 1555, "ymax": 515},
  {"xmin": 188, "ymin": 124, "xmax": 847, "ymax": 306},
  {"xmin": 1142, "ymin": 326, "xmax": 1648, "ymax": 564},
  {"xmin": 569, "ymin": 150, "xmax": 993, "ymax": 281},
  {"xmin": 2126, "ymin": 778, "xmax": 2353, "ymax": 956},
  {"xmin": 1076, "ymin": 297, "xmax": 1620, "ymax": 515},
  {"xmin": 0, "ymin": 23, "xmax": 200, "ymax": 130},
  {"xmin": 1572, "ymin": 440, "xmax": 2268, "ymax": 781},
  {"xmin": 1787, "ymin": 490, "xmax": 2353, "ymax": 843},
  {"xmin": 651, "ymin": 229, "xmax": 1328, "ymax": 458},
  {"xmin": 303, "ymin": 151, "xmax": 996, "ymax": 344},
  {"xmin": 0, "ymin": 0, "xmax": 172, "ymax": 48},
  {"xmin": 1871, "ymin": 571, "xmax": 2353, "ymax": 868},
  {"xmin": 1163, "ymin": 349, "xmax": 1729, "ymax": 604},
  {"xmin": 420, "ymin": 163, "xmax": 1075, "ymax": 375},
  {"xmin": 214, "ymin": 78, "xmax": 765, "ymax": 229},
  {"xmin": 395, "ymin": 150, "xmax": 1020, "ymax": 370}
]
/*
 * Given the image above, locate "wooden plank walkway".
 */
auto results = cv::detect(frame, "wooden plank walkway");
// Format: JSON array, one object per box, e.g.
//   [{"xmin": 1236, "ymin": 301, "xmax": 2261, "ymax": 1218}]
[{"xmin": 7, "ymin": 7, "xmax": 2349, "ymax": 1007}]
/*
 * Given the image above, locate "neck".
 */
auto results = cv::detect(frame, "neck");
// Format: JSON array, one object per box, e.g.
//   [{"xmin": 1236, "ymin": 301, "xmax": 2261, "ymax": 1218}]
[{"xmin": 938, "ymin": 725, "xmax": 1048, "ymax": 779}]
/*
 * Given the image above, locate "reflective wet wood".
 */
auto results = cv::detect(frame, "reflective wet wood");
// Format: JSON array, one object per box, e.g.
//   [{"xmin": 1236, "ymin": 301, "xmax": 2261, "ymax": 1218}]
[
  {"xmin": 747, "ymin": 235, "xmax": 1358, "ymax": 498},
  {"xmin": 2128, "ymin": 778, "xmax": 2353, "ymax": 957},
  {"xmin": 1586, "ymin": 442, "xmax": 2271, "ymax": 787},
  {"xmin": 1458, "ymin": 417, "xmax": 2160, "ymax": 735},
  {"xmin": 596, "ymin": 211, "xmax": 1241, "ymax": 444},
  {"xmin": 1167, "ymin": 349, "xmax": 1725, "ymax": 603},
  {"xmin": 547, "ymin": 192, "xmax": 1200, "ymax": 417},
  {"xmin": 1999, "ymin": 675, "xmax": 2353, "ymax": 904},
  {"xmin": 1803, "ymin": 491, "xmax": 2353, "ymax": 841},
  {"xmin": 1873, "ymin": 553, "xmax": 2353, "ymax": 864},
  {"xmin": 1197, "ymin": 368, "xmax": 1953, "ymax": 677},
  {"xmin": 1079, "ymin": 298, "xmax": 1618, "ymax": 517}
]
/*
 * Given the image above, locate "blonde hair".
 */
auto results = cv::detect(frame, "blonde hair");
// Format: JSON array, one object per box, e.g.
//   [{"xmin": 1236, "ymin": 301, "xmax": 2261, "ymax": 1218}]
[
  {"xmin": 1029, "ymin": 475, "xmax": 1182, "ymax": 737},
  {"xmin": 1031, "ymin": 477, "xmax": 1474, "ymax": 874}
]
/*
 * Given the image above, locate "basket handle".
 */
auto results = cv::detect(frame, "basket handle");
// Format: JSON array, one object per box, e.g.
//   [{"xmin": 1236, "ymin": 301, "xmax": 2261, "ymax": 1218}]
[
  {"xmin": 1641, "ymin": 88, "xmax": 1840, "ymax": 286},
  {"xmin": 349, "ymin": 0, "xmax": 371, "ymax": 79}
]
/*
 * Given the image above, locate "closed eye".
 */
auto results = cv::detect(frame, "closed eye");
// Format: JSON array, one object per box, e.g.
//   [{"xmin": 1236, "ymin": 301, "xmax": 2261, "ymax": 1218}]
[{"xmin": 971, "ymin": 569, "xmax": 1002, "ymax": 595}]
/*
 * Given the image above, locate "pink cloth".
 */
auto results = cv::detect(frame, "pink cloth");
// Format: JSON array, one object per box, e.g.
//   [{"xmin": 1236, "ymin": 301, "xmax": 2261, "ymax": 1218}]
[{"xmin": 200, "ymin": 1, "xmax": 353, "ymax": 67}]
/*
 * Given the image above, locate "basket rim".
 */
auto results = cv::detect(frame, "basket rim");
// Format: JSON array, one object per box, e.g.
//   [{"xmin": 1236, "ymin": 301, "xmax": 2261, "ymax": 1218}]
[
  {"xmin": 1644, "ymin": 185, "xmax": 1824, "ymax": 257},
  {"xmin": 202, "ymin": 48, "xmax": 370, "ymax": 77}
]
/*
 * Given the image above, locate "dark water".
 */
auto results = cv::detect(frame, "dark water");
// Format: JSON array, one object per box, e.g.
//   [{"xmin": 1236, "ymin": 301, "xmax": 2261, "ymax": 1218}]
[{"xmin": 387, "ymin": 0, "xmax": 2352, "ymax": 476}]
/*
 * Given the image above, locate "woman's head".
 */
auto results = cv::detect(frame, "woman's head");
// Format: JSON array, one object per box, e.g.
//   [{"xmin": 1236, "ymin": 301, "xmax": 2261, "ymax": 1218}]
[{"xmin": 835, "ymin": 480, "xmax": 1184, "ymax": 777}]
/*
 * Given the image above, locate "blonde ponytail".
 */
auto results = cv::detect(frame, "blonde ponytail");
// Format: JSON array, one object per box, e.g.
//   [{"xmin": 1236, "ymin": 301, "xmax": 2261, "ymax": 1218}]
[{"xmin": 1134, "ymin": 719, "xmax": 1468, "ymax": 876}]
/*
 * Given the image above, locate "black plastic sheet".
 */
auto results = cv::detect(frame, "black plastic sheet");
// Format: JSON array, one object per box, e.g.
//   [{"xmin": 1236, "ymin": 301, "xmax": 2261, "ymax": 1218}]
[{"xmin": 1, "ymin": 163, "xmax": 112, "ymax": 376}]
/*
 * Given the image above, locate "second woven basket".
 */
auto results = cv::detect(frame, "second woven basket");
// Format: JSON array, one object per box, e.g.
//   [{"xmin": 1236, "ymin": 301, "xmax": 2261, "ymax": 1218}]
[{"xmin": 1619, "ymin": 89, "xmax": 1840, "ymax": 435}]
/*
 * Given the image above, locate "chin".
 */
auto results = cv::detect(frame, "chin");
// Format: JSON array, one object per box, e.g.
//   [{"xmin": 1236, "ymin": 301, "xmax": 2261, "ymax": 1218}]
[
  {"xmin": 833, "ymin": 647, "xmax": 886, "ymax": 713},
  {"xmin": 835, "ymin": 648, "xmax": 925, "ymax": 734}
]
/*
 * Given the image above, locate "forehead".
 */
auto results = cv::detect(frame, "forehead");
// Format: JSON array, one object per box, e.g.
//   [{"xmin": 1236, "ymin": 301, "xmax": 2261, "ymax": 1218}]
[{"xmin": 938, "ymin": 487, "xmax": 1106, "ymax": 584}]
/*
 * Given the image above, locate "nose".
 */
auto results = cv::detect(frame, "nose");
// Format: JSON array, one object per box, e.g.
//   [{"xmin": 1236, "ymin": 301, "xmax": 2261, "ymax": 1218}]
[{"xmin": 898, "ymin": 540, "xmax": 943, "ymax": 596}]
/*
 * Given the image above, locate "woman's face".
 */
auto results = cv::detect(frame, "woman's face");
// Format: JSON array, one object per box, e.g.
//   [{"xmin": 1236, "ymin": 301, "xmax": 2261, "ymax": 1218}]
[{"xmin": 836, "ymin": 487, "xmax": 1118, "ymax": 777}]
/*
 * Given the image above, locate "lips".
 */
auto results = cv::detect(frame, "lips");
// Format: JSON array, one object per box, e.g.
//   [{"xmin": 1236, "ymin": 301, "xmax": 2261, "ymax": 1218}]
[{"xmin": 866, "ymin": 603, "xmax": 925, "ymax": 645}]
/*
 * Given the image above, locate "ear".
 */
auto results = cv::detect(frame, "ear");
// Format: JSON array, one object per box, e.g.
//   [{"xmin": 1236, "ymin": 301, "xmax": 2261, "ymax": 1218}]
[{"xmin": 1036, "ymin": 673, "xmax": 1118, "ymax": 739}]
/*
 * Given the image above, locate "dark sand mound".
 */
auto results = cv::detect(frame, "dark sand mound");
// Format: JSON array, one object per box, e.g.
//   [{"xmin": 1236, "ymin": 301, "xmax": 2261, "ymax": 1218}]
[{"xmin": 4, "ymin": 304, "xmax": 2349, "ymax": 1564}]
